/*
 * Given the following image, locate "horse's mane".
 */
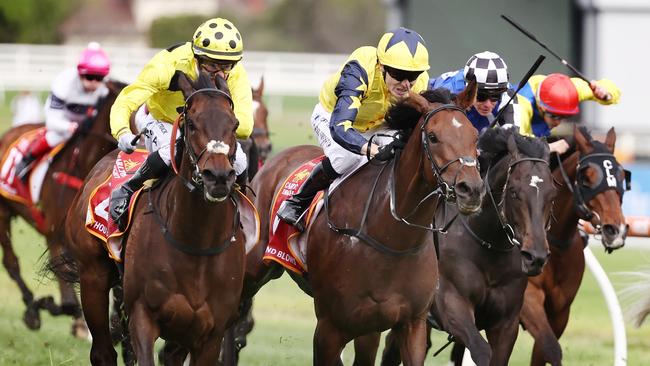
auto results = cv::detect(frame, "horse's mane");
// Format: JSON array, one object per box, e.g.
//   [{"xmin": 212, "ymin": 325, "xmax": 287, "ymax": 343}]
[
  {"xmin": 478, "ymin": 127, "xmax": 548, "ymax": 172},
  {"xmin": 549, "ymin": 126, "xmax": 612, "ymax": 170},
  {"xmin": 384, "ymin": 88, "xmax": 453, "ymax": 136}
]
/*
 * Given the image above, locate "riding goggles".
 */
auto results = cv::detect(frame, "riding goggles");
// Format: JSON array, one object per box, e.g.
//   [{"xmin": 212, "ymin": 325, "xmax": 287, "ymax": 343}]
[
  {"xmin": 197, "ymin": 57, "xmax": 237, "ymax": 73},
  {"xmin": 81, "ymin": 74, "xmax": 105, "ymax": 82},
  {"xmin": 476, "ymin": 89, "xmax": 505, "ymax": 103},
  {"xmin": 384, "ymin": 66, "xmax": 422, "ymax": 83}
]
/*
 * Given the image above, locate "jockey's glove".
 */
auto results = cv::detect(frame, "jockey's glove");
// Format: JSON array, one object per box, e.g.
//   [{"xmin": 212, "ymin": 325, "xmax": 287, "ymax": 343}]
[
  {"xmin": 373, "ymin": 139, "xmax": 406, "ymax": 161},
  {"xmin": 117, "ymin": 132, "xmax": 137, "ymax": 154}
]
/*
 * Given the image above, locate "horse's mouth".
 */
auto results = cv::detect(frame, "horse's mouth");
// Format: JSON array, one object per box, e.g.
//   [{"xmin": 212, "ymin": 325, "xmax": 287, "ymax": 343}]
[
  {"xmin": 204, "ymin": 184, "xmax": 231, "ymax": 202},
  {"xmin": 457, "ymin": 201, "xmax": 481, "ymax": 215}
]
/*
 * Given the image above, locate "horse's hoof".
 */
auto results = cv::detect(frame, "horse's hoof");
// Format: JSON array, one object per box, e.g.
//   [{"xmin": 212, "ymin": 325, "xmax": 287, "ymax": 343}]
[
  {"xmin": 72, "ymin": 318, "xmax": 91, "ymax": 341},
  {"xmin": 23, "ymin": 304, "xmax": 41, "ymax": 330}
]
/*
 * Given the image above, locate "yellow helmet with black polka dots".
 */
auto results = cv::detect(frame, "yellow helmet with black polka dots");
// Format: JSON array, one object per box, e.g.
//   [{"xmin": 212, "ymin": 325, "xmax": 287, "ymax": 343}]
[
  {"xmin": 377, "ymin": 27, "xmax": 429, "ymax": 72},
  {"xmin": 192, "ymin": 18, "xmax": 243, "ymax": 62}
]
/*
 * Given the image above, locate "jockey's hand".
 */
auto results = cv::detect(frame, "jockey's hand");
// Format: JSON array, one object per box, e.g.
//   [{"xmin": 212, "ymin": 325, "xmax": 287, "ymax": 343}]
[
  {"xmin": 590, "ymin": 81, "xmax": 612, "ymax": 101},
  {"xmin": 118, "ymin": 132, "xmax": 137, "ymax": 154},
  {"xmin": 361, "ymin": 142, "xmax": 380, "ymax": 158},
  {"xmin": 373, "ymin": 139, "xmax": 406, "ymax": 161},
  {"xmin": 549, "ymin": 139, "xmax": 570, "ymax": 155},
  {"xmin": 67, "ymin": 122, "xmax": 79, "ymax": 134}
]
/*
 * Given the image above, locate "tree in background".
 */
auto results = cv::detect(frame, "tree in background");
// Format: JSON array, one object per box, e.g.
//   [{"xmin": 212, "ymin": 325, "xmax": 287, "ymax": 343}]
[
  {"xmin": 0, "ymin": 0, "xmax": 79, "ymax": 43},
  {"xmin": 150, "ymin": 0, "xmax": 386, "ymax": 53}
]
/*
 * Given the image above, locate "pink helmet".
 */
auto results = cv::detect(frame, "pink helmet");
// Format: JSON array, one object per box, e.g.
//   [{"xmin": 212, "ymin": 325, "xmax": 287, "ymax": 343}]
[{"xmin": 77, "ymin": 42, "xmax": 110, "ymax": 77}]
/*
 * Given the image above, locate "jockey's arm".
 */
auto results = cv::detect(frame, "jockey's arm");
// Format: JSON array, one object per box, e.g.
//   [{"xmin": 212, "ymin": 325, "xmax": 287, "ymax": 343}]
[
  {"xmin": 572, "ymin": 77, "xmax": 621, "ymax": 105},
  {"xmin": 329, "ymin": 61, "xmax": 370, "ymax": 155},
  {"xmin": 514, "ymin": 92, "xmax": 536, "ymax": 137},
  {"xmin": 110, "ymin": 62, "xmax": 168, "ymax": 140},
  {"xmin": 44, "ymin": 93, "xmax": 75, "ymax": 134},
  {"xmin": 228, "ymin": 64, "xmax": 254, "ymax": 139}
]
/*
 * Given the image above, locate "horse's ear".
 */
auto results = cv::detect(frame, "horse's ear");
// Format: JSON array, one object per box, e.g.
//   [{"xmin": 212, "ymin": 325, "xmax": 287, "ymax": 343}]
[
  {"xmin": 573, "ymin": 124, "xmax": 592, "ymax": 152},
  {"xmin": 604, "ymin": 127, "xmax": 616, "ymax": 152},
  {"xmin": 403, "ymin": 92, "xmax": 430, "ymax": 114},
  {"xmin": 455, "ymin": 78, "xmax": 477, "ymax": 110},
  {"xmin": 214, "ymin": 74, "xmax": 231, "ymax": 95},
  {"xmin": 178, "ymin": 72, "xmax": 195, "ymax": 99},
  {"xmin": 258, "ymin": 76, "xmax": 264, "ymax": 94},
  {"xmin": 506, "ymin": 132, "xmax": 519, "ymax": 157}
]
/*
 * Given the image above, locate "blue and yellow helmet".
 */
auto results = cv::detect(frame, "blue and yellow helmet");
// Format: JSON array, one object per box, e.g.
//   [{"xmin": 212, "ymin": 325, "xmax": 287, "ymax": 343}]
[
  {"xmin": 192, "ymin": 18, "xmax": 243, "ymax": 62},
  {"xmin": 377, "ymin": 27, "xmax": 429, "ymax": 72}
]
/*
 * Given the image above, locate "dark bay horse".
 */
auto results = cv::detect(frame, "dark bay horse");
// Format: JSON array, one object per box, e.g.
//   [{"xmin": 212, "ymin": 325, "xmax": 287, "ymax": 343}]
[
  {"xmin": 0, "ymin": 80, "xmax": 124, "ymax": 333},
  {"xmin": 382, "ymin": 127, "xmax": 555, "ymax": 366},
  {"xmin": 519, "ymin": 126, "xmax": 628, "ymax": 366},
  {"xmin": 65, "ymin": 72, "xmax": 246, "ymax": 365},
  {"xmin": 242, "ymin": 85, "xmax": 485, "ymax": 365}
]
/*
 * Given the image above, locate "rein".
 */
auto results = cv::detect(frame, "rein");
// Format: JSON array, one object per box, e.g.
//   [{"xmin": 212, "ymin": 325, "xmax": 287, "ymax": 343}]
[
  {"xmin": 325, "ymin": 104, "xmax": 477, "ymax": 257},
  {"xmin": 463, "ymin": 156, "xmax": 549, "ymax": 251}
]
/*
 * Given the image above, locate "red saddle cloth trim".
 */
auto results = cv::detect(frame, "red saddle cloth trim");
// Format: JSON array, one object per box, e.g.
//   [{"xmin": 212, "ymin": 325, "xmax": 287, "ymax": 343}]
[
  {"xmin": 85, "ymin": 150, "xmax": 148, "ymax": 262},
  {"xmin": 0, "ymin": 128, "xmax": 64, "ymax": 232},
  {"xmin": 264, "ymin": 155, "xmax": 325, "ymax": 274}
]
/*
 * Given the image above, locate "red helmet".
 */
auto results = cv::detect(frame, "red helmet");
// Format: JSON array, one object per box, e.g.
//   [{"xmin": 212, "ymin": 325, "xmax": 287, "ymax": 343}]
[
  {"xmin": 77, "ymin": 42, "xmax": 110, "ymax": 77},
  {"xmin": 536, "ymin": 73, "xmax": 579, "ymax": 115}
]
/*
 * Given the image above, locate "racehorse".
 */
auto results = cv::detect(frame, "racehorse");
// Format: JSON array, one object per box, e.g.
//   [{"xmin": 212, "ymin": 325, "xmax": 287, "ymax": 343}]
[
  {"xmin": 241, "ymin": 84, "xmax": 485, "ymax": 365},
  {"xmin": 381, "ymin": 127, "xmax": 555, "ymax": 366},
  {"xmin": 64, "ymin": 72, "xmax": 246, "ymax": 365},
  {"xmin": 251, "ymin": 77, "xmax": 271, "ymax": 163},
  {"xmin": 0, "ymin": 80, "xmax": 124, "ymax": 334},
  {"xmin": 519, "ymin": 126, "xmax": 628, "ymax": 366}
]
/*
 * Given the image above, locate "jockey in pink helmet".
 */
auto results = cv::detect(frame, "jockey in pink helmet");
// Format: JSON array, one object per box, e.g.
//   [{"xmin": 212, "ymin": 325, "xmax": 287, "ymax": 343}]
[{"xmin": 15, "ymin": 42, "xmax": 111, "ymax": 181}]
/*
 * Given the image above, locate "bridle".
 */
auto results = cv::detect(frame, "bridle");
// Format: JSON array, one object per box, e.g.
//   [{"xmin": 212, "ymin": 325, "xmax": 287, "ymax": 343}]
[
  {"xmin": 325, "ymin": 103, "xmax": 479, "ymax": 256},
  {"xmin": 463, "ymin": 155, "xmax": 549, "ymax": 251}
]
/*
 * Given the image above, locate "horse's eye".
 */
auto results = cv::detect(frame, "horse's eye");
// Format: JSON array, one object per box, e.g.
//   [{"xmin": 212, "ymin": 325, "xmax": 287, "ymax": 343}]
[
  {"xmin": 187, "ymin": 121, "xmax": 196, "ymax": 132},
  {"xmin": 428, "ymin": 133, "xmax": 438, "ymax": 143}
]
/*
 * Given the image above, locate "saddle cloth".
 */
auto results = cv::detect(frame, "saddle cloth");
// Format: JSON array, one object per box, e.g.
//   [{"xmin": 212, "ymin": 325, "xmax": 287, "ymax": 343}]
[
  {"xmin": 86, "ymin": 150, "xmax": 260, "ymax": 262},
  {"xmin": 0, "ymin": 128, "xmax": 65, "ymax": 231}
]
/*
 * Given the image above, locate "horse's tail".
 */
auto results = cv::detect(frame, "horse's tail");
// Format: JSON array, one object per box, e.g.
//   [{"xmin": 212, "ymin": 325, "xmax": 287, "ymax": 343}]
[
  {"xmin": 43, "ymin": 249, "xmax": 80, "ymax": 286},
  {"xmin": 619, "ymin": 268, "xmax": 650, "ymax": 327}
]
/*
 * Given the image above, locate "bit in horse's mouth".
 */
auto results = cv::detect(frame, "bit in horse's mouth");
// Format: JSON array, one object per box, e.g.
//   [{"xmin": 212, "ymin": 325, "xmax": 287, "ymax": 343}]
[
  {"xmin": 205, "ymin": 191, "xmax": 228, "ymax": 202},
  {"xmin": 457, "ymin": 201, "xmax": 481, "ymax": 215}
]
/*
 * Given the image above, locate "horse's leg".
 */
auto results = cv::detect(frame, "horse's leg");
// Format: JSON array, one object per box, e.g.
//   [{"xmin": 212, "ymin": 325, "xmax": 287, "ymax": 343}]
[
  {"xmin": 352, "ymin": 332, "xmax": 380, "ymax": 366},
  {"xmin": 190, "ymin": 333, "xmax": 222, "ymax": 366},
  {"xmin": 0, "ymin": 206, "xmax": 41, "ymax": 329},
  {"xmin": 313, "ymin": 317, "xmax": 349, "ymax": 366},
  {"xmin": 110, "ymin": 285, "xmax": 136, "ymax": 366},
  {"xmin": 484, "ymin": 316, "xmax": 519, "ymax": 366},
  {"xmin": 392, "ymin": 319, "xmax": 428, "ymax": 366},
  {"xmin": 159, "ymin": 341, "xmax": 189, "ymax": 366},
  {"xmin": 128, "ymin": 300, "xmax": 159, "ymax": 366},
  {"xmin": 79, "ymin": 259, "xmax": 118, "ymax": 365},
  {"xmin": 221, "ymin": 296, "xmax": 255, "ymax": 366},
  {"xmin": 450, "ymin": 341, "xmax": 467, "ymax": 366},
  {"xmin": 520, "ymin": 285, "xmax": 562, "ymax": 366},
  {"xmin": 380, "ymin": 329, "xmax": 401, "ymax": 366}
]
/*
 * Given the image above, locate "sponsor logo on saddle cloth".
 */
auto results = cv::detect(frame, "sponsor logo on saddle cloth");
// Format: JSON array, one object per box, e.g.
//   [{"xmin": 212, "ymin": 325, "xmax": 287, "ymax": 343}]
[
  {"xmin": 0, "ymin": 128, "xmax": 65, "ymax": 231},
  {"xmin": 265, "ymin": 156, "xmax": 326, "ymax": 274},
  {"xmin": 85, "ymin": 150, "xmax": 149, "ymax": 262}
]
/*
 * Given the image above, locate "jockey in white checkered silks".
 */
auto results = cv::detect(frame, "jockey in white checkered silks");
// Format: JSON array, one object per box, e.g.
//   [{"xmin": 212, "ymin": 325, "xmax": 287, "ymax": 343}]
[
  {"xmin": 108, "ymin": 17, "xmax": 253, "ymax": 230},
  {"xmin": 429, "ymin": 51, "xmax": 518, "ymax": 134},
  {"xmin": 276, "ymin": 27, "xmax": 431, "ymax": 231}
]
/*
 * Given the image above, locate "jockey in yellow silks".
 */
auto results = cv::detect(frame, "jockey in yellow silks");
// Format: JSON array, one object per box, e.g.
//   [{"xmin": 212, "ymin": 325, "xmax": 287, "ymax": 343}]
[
  {"xmin": 277, "ymin": 27, "xmax": 430, "ymax": 231},
  {"xmin": 108, "ymin": 17, "xmax": 253, "ymax": 229},
  {"xmin": 516, "ymin": 73, "xmax": 620, "ymax": 154}
]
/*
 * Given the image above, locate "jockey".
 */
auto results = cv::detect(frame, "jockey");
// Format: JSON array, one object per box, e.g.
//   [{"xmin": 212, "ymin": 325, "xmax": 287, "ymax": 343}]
[
  {"xmin": 15, "ymin": 42, "xmax": 110, "ymax": 181},
  {"xmin": 517, "ymin": 73, "xmax": 620, "ymax": 153},
  {"xmin": 277, "ymin": 27, "xmax": 430, "ymax": 230},
  {"xmin": 108, "ymin": 17, "xmax": 253, "ymax": 229},
  {"xmin": 429, "ymin": 51, "xmax": 517, "ymax": 133}
]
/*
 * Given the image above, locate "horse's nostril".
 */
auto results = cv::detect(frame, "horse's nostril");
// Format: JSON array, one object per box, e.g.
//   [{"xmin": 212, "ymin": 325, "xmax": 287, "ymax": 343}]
[
  {"xmin": 602, "ymin": 224, "xmax": 619, "ymax": 237},
  {"xmin": 520, "ymin": 250, "xmax": 533, "ymax": 263},
  {"xmin": 455, "ymin": 182, "xmax": 470, "ymax": 196},
  {"xmin": 202, "ymin": 170, "xmax": 216, "ymax": 181}
]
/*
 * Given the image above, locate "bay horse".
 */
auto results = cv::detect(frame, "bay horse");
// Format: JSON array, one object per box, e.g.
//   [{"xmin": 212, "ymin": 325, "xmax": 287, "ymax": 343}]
[
  {"xmin": 519, "ymin": 126, "xmax": 628, "ymax": 366},
  {"xmin": 251, "ymin": 77, "xmax": 271, "ymax": 162},
  {"xmin": 242, "ymin": 85, "xmax": 485, "ymax": 365},
  {"xmin": 382, "ymin": 127, "xmax": 555, "ymax": 366},
  {"xmin": 65, "ymin": 72, "xmax": 246, "ymax": 365},
  {"xmin": 0, "ymin": 80, "xmax": 124, "ymax": 333}
]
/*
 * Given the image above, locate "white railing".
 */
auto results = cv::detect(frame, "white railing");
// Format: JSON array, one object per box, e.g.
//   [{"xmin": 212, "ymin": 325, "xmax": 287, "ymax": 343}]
[{"xmin": 0, "ymin": 43, "xmax": 347, "ymax": 96}]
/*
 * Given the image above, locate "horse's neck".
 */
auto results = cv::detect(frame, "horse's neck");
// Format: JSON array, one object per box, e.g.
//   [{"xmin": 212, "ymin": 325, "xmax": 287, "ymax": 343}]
[
  {"xmin": 164, "ymin": 169, "xmax": 236, "ymax": 247},
  {"xmin": 549, "ymin": 152, "xmax": 581, "ymax": 241},
  {"xmin": 469, "ymin": 157, "xmax": 511, "ymax": 244}
]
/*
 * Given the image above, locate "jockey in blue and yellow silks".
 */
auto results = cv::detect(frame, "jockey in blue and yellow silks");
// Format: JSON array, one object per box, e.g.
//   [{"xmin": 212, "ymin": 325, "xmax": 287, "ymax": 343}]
[
  {"xmin": 277, "ymin": 27, "xmax": 430, "ymax": 231},
  {"xmin": 429, "ymin": 51, "xmax": 518, "ymax": 134},
  {"xmin": 517, "ymin": 73, "xmax": 620, "ymax": 153},
  {"xmin": 108, "ymin": 17, "xmax": 254, "ymax": 230}
]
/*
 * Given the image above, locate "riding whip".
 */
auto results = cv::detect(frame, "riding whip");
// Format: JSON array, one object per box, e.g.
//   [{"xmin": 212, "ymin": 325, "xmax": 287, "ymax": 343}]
[
  {"xmin": 130, "ymin": 128, "xmax": 148, "ymax": 145},
  {"xmin": 501, "ymin": 14, "xmax": 590, "ymax": 83},
  {"xmin": 489, "ymin": 54, "xmax": 546, "ymax": 129}
]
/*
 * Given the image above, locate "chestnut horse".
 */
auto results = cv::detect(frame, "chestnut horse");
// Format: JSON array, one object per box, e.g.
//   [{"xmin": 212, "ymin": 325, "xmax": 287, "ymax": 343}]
[
  {"xmin": 251, "ymin": 77, "xmax": 272, "ymax": 162},
  {"xmin": 242, "ymin": 85, "xmax": 485, "ymax": 365},
  {"xmin": 0, "ymin": 80, "xmax": 124, "ymax": 333},
  {"xmin": 65, "ymin": 72, "xmax": 246, "ymax": 365},
  {"xmin": 382, "ymin": 127, "xmax": 555, "ymax": 366},
  {"xmin": 519, "ymin": 126, "xmax": 628, "ymax": 366}
]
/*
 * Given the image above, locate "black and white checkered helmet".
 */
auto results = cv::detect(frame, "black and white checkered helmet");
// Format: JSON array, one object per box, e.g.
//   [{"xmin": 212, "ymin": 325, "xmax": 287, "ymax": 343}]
[{"xmin": 463, "ymin": 51, "xmax": 509, "ymax": 91}]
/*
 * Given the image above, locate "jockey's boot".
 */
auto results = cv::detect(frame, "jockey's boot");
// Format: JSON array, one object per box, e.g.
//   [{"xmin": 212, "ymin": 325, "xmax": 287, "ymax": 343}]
[
  {"xmin": 277, "ymin": 160, "xmax": 338, "ymax": 231},
  {"xmin": 16, "ymin": 135, "xmax": 52, "ymax": 183},
  {"xmin": 109, "ymin": 151, "xmax": 167, "ymax": 231}
]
